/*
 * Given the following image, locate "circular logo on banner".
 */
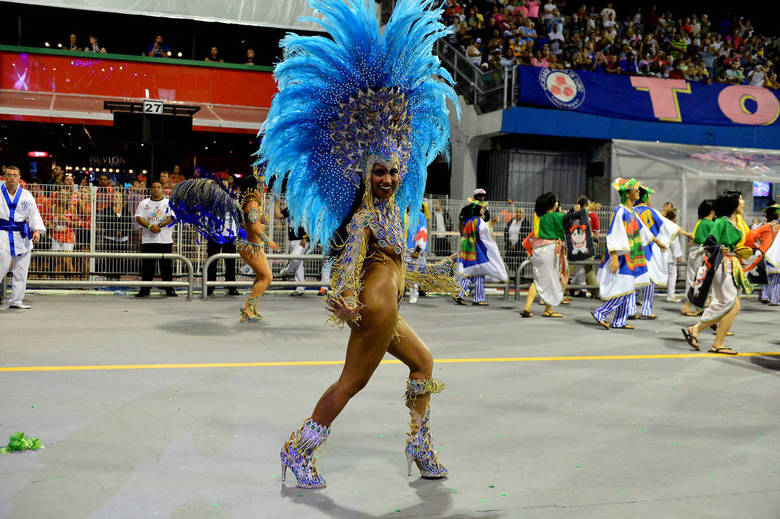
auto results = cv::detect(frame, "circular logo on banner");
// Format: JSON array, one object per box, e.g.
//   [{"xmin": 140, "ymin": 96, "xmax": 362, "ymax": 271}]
[{"xmin": 538, "ymin": 68, "xmax": 585, "ymax": 109}]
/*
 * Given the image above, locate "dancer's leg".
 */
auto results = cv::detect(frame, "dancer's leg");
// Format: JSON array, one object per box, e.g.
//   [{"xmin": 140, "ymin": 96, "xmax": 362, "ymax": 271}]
[
  {"xmin": 769, "ymin": 274, "xmax": 780, "ymax": 304},
  {"xmin": 611, "ymin": 296, "xmax": 630, "ymax": 328},
  {"xmin": 473, "ymin": 276, "xmax": 485, "ymax": 303},
  {"xmin": 710, "ymin": 298, "xmax": 740, "ymax": 350},
  {"xmin": 640, "ymin": 283, "xmax": 655, "ymax": 317},
  {"xmin": 458, "ymin": 276, "xmax": 472, "ymax": 299},
  {"xmin": 239, "ymin": 248, "xmax": 272, "ymax": 320},
  {"xmin": 310, "ymin": 280, "xmax": 398, "ymax": 427},
  {"xmin": 523, "ymin": 283, "xmax": 537, "ymax": 312},
  {"xmin": 389, "ymin": 316, "xmax": 447, "ymax": 478}
]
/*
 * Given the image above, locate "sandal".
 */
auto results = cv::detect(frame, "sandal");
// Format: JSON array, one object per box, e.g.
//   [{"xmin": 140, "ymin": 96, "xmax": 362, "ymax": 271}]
[
  {"xmin": 641, "ymin": 314, "xmax": 657, "ymax": 320},
  {"xmin": 472, "ymin": 301, "xmax": 489, "ymax": 306},
  {"xmin": 613, "ymin": 324, "xmax": 635, "ymax": 329},
  {"xmin": 628, "ymin": 314, "xmax": 639, "ymax": 320},
  {"xmin": 521, "ymin": 309, "xmax": 533, "ymax": 318},
  {"xmin": 453, "ymin": 297, "xmax": 467, "ymax": 306},
  {"xmin": 681, "ymin": 310, "xmax": 701, "ymax": 317},
  {"xmin": 681, "ymin": 327, "xmax": 700, "ymax": 351},
  {"xmin": 709, "ymin": 345, "xmax": 737, "ymax": 355},
  {"xmin": 591, "ymin": 311, "xmax": 610, "ymax": 330},
  {"xmin": 543, "ymin": 311, "xmax": 563, "ymax": 318}
]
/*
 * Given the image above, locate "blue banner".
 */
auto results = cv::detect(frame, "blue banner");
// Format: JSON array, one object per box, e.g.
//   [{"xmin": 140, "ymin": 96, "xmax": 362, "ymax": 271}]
[{"xmin": 515, "ymin": 66, "xmax": 780, "ymax": 127}]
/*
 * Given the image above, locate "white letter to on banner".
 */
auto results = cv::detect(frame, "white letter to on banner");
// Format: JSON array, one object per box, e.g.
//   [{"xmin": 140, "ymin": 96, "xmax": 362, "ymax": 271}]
[{"xmin": 630, "ymin": 77, "xmax": 691, "ymax": 122}]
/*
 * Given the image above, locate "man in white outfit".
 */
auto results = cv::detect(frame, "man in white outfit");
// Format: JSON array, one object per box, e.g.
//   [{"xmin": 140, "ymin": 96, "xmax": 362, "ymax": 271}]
[{"xmin": 1, "ymin": 166, "xmax": 45, "ymax": 309}]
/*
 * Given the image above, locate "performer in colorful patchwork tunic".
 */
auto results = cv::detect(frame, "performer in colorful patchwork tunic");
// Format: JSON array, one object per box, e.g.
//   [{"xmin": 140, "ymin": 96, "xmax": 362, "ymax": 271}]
[
  {"xmin": 170, "ymin": 174, "xmax": 281, "ymax": 321},
  {"xmin": 1, "ymin": 166, "xmax": 45, "ymax": 309},
  {"xmin": 681, "ymin": 200, "xmax": 715, "ymax": 316},
  {"xmin": 632, "ymin": 186, "xmax": 674, "ymax": 320},
  {"xmin": 591, "ymin": 178, "xmax": 655, "ymax": 330},
  {"xmin": 681, "ymin": 191, "xmax": 751, "ymax": 355},
  {"xmin": 521, "ymin": 192, "xmax": 567, "ymax": 318},
  {"xmin": 257, "ymin": 0, "xmax": 460, "ymax": 489},
  {"xmin": 455, "ymin": 200, "xmax": 507, "ymax": 306}
]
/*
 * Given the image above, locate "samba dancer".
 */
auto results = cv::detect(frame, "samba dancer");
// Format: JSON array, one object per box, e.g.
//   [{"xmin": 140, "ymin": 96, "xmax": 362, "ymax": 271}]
[
  {"xmin": 170, "ymin": 175, "xmax": 281, "ymax": 321},
  {"xmin": 521, "ymin": 192, "xmax": 567, "ymax": 318},
  {"xmin": 682, "ymin": 191, "xmax": 751, "ymax": 355},
  {"xmin": 591, "ymin": 179, "xmax": 656, "ymax": 330},
  {"xmin": 681, "ymin": 200, "xmax": 715, "ymax": 316},
  {"xmin": 632, "ymin": 186, "xmax": 674, "ymax": 320},
  {"xmin": 258, "ymin": 0, "xmax": 460, "ymax": 488}
]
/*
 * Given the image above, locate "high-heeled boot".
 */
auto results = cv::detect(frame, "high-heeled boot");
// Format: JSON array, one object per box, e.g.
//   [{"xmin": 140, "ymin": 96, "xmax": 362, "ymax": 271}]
[
  {"xmin": 404, "ymin": 378, "xmax": 448, "ymax": 479},
  {"xmin": 240, "ymin": 296, "xmax": 262, "ymax": 322},
  {"xmin": 280, "ymin": 417, "xmax": 330, "ymax": 489}
]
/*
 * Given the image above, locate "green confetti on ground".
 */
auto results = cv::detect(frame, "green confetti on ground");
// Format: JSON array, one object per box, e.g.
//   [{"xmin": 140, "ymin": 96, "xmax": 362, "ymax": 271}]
[
  {"xmin": 499, "ymin": 492, "xmax": 507, "ymax": 496},
  {"xmin": 620, "ymin": 491, "xmax": 626, "ymax": 495},
  {"xmin": 480, "ymin": 499, "xmax": 487, "ymax": 503},
  {"xmin": 272, "ymin": 473, "xmax": 279, "ymax": 478},
  {"xmin": 449, "ymin": 488, "xmax": 456, "ymax": 492},
  {"xmin": 489, "ymin": 485, "xmax": 494, "ymax": 488},
  {"xmin": 673, "ymin": 442, "xmax": 679, "ymax": 446},
  {"xmin": 296, "ymin": 494, "xmax": 303, "ymax": 497},
  {"xmin": 31, "ymin": 406, "xmax": 36, "ymax": 408},
  {"xmin": 707, "ymin": 474, "xmax": 713, "ymax": 477},
  {"xmin": 211, "ymin": 502, "xmax": 218, "ymax": 507},
  {"xmin": 92, "ymin": 435, "xmax": 98, "ymax": 439},
  {"xmin": 49, "ymin": 476, "xmax": 55, "ymax": 480},
  {"xmin": 378, "ymin": 434, "xmax": 384, "ymax": 439},
  {"xmin": 395, "ymin": 509, "xmax": 401, "ymax": 513},
  {"xmin": 575, "ymin": 465, "xmax": 581, "ymax": 468},
  {"xmin": 497, "ymin": 434, "xmax": 503, "ymax": 438}
]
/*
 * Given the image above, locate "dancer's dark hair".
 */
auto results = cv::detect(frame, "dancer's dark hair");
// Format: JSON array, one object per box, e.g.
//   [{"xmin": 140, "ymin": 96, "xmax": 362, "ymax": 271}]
[
  {"xmin": 534, "ymin": 192, "xmax": 557, "ymax": 217},
  {"xmin": 697, "ymin": 199, "xmax": 714, "ymax": 220},
  {"xmin": 713, "ymin": 190, "xmax": 742, "ymax": 218},
  {"xmin": 766, "ymin": 205, "xmax": 779, "ymax": 222}
]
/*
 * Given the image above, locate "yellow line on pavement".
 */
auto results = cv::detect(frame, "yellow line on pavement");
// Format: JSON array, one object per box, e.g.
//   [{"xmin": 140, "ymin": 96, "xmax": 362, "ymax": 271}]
[{"xmin": 1, "ymin": 352, "xmax": 779, "ymax": 372}]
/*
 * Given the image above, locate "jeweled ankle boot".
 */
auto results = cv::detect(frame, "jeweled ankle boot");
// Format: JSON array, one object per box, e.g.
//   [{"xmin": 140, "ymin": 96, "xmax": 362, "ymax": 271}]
[
  {"xmin": 404, "ymin": 378, "xmax": 448, "ymax": 479},
  {"xmin": 240, "ymin": 296, "xmax": 262, "ymax": 322},
  {"xmin": 280, "ymin": 417, "xmax": 330, "ymax": 489}
]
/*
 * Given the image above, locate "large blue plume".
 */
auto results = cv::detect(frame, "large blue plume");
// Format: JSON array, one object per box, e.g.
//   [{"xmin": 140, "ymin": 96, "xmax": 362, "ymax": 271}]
[
  {"xmin": 257, "ymin": 0, "xmax": 459, "ymax": 253},
  {"xmin": 169, "ymin": 178, "xmax": 246, "ymax": 244}
]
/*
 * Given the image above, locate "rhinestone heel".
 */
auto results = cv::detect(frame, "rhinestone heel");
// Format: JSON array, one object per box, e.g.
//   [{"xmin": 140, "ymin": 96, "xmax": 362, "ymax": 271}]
[
  {"xmin": 280, "ymin": 417, "xmax": 330, "ymax": 489},
  {"xmin": 405, "ymin": 407, "xmax": 448, "ymax": 478},
  {"xmin": 240, "ymin": 296, "xmax": 262, "ymax": 322},
  {"xmin": 404, "ymin": 378, "xmax": 447, "ymax": 479}
]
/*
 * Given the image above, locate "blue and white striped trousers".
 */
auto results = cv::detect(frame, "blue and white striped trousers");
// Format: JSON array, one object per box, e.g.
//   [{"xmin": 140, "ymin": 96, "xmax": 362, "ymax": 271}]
[
  {"xmin": 459, "ymin": 275, "xmax": 485, "ymax": 303},
  {"xmin": 593, "ymin": 293, "xmax": 633, "ymax": 328}
]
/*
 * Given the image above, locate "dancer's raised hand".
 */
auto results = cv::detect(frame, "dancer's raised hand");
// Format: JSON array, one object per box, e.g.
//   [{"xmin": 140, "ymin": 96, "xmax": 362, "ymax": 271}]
[{"xmin": 326, "ymin": 295, "xmax": 362, "ymax": 323}]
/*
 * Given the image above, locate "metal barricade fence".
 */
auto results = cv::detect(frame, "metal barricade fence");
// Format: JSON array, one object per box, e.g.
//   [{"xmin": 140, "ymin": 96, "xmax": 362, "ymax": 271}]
[{"xmin": 4, "ymin": 185, "xmax": 768, "ymax": 299}]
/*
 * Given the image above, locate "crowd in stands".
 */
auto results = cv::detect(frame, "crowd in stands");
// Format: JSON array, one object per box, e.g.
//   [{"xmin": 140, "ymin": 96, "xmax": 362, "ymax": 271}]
[
  {"xmin": 46, "ymin": 33, "xmax": 261, "ymax": 65},
  {"xmin": 443, "ymin": 1, "xmax": 780, "ymax": 88}
]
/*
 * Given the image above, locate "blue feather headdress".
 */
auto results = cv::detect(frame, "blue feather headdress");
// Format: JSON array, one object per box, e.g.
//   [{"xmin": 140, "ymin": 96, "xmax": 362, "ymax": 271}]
[{"xmin": 257, "ymin": 0, "xmax": 459, "ymax": 252}]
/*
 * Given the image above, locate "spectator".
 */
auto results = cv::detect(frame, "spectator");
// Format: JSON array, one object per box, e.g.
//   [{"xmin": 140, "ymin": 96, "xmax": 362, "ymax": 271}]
[
  {"xmin": 159, "ymin": 170, "xmax": 172, "ymax": 196},
  {"xmin": 67, "ymin": 33, "xmax": 79, "ymax": 51},
  {"xmin": 99, "ymin": 190, "xmax": 133, "ymax": 280},
  {"xmin": 467, "ymin": 38, "xmax": 483, "ymax": 66},
  {"xmin": 527, "ymin": 0, "xmax": 540, "ymax": 20},
  {"xmin": 205, "ymin": 197, "xmax": 239, "ymax": 296},
  {"xmin": 725, "ymin": 60, "xmax": 745, "ymax": 84},
  {"xmin": 48, "ymin": 165, "xmax": 64, "ymax": 185},
  {"xmin": 147, "ymin": 34, "xmax": 169, "ymax": 58},
  {"xmin": 600, "ymin": 3, "xmax": 616, "ymax": 27},
  {"xmin": 766, "ymin": 72, "xmax": 780, "ymax": 90},
  {"xmin": 747, "ymin": 63, "xmax": 766, "ymax": 86},
  {"xmin": 46, "ymin": 188, "xmax": 76, "ymax": 278},
  {"xmin": 205, "ymin": 45, "xmax": 224, "ymax": 63},
  {"xmin": 84, "ymin": 35, "xmax": 106, "ymax": 53},
  {"xmin": 171, "ymin": 165, "xmax": 185, "ymax": 185},
  {"xmin": 245, "ymin": 48, "xmax": 256, "ymax": 65},
  {"xmin": 134, "ymin": 180, "xmax": 176, "ymax": 297},
  {"xmin": 279, "ymin": 202, "xmax": 308, "ymax": 296},
  {"xmin": 504, "ymin": 206, "xmax": 525, "ymax": 274},
  {"xmin": 531, "ymin": 50, "xmax": 549, "ymax": 67}
]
